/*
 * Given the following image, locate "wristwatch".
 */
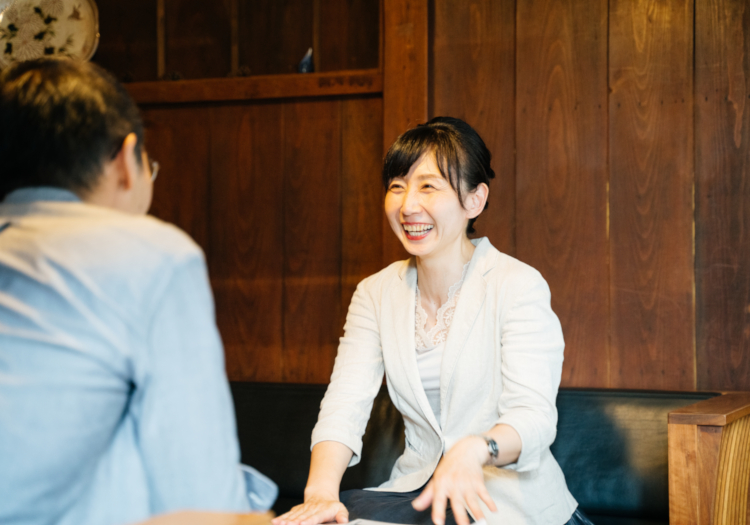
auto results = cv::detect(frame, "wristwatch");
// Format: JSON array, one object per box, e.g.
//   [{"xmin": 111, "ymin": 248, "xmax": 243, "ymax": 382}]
[{"xmin": 480, "ymin": 435, "xmax": 499, "ymax": 463}]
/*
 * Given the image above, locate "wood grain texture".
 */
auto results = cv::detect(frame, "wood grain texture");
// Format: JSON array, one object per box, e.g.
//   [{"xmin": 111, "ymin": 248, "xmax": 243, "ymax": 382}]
[
  {"xmin": 208, "ymin": 103, "xmax": 285, "ymax": 382},
  {"xmin": 669, "ymin": 392, "xmax": 750, "ymax": 426},
  {"xmin": 283, "ymin": 100, "xmax": 342, "ymax": 383},
  {"xmin": 608, "ymin": 0, "xmax": 695, "ymax": 390},
  {"xmin": 126, "ymin": 70, "xmax": 383, "ymax": 104},
  {"xmin": 136, "ymin": 511, "xmax": 273, "ymax": 525},
  {"xmin": 695, "ymin": 0, "xmax": 750, "ymax": 392},
  {"xmin": 164, "ymin": 0, "xmax": 232, "ymax": 79},
  {"xmin": 92, "ymin": 0, "xmax": 158, "ymax": 82},
  {"xmin": 713, "ymin": 416, "xmax": 750, "ymax": 524},
  {"xmin": 340, "ymin": 96, "xmax": 385, "ymax": 330},
  {"xmin": 142, "ymin": 106, "xmax": 210, "ymax": 250},
  {"xmin": 668, "ymin": 423, "xmax": 724, "ymax": 525},
  {"xmin": 237, "ymin": 0, "xmax": 313, "ymax": 76},
  {"xmin": 516, "ymin": 0, "xmax": 609, "ymax": 387},
  {"xmin": 431, "ymin": 0, "xmax": 516, "ymax": 255},
  {"xmin": 382, "ymin": 0, "xmax": 428, "ymax": 265},
  {"xmin": 318, "ymin": 0, "xmax": 380, "ymax": 72}
]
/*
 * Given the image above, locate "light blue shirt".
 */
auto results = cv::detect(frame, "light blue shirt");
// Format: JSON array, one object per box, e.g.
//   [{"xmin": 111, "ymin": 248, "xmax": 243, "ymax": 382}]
[{"xmin": 0, "ymin": 188, "xmax": 276, "ymax": 525}]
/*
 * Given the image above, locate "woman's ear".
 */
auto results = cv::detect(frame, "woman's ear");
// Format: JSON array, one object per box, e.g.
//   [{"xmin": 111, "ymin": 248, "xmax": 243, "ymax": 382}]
[{"xmin": 465, "ymin": 183, "xmax": 489, "ymax": 219}]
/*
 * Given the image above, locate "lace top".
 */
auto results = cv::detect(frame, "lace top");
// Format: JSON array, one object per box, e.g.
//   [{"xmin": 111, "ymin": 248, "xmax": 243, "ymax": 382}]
[{"xmin": 415, "ymin": 261, "xmax": 470, "ymax": 352}]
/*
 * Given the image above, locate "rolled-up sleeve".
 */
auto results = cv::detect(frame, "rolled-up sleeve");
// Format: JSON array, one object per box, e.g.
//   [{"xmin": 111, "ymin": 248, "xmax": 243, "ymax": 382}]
[
  {"xmin": 495, "ymin": 276, "xmax": 565, "ymax": 472},
  {"xmin": 311, "ymin": 279, "xmax": 385, "ymax": 466}
]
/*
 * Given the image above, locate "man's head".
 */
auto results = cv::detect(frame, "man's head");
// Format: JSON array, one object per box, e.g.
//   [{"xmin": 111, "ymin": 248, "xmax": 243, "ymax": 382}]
[{"xmin": 0, "ymin": 58, "xmax": 153, "ymax": 213}]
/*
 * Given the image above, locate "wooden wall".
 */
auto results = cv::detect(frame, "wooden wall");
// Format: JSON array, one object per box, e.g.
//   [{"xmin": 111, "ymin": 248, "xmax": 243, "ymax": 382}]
[
  {"xmin": 143, "ymin": 95, "xmax": 383, "ymax": 382},
  {"xmin": 94, "ymin": 0, "xmax": 379, "ymax": 82},
  {"xmin": 96, "ymin": 1, "xmax": 750, "ymax": 390},
  {"xmin": 432, "ymin": 0, "xmax": 750, "ymax": 391}
]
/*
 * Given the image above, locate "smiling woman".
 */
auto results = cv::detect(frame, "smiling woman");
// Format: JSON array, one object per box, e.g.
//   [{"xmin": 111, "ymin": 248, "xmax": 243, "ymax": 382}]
[{"xmin": 272, "ymin": 117, "xmax": 592, "ymax": 525}]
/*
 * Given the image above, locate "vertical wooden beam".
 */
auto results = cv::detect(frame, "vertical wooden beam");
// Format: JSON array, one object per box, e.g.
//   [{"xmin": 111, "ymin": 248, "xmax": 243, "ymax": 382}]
[
  {"xmin": 516, "ymin": 0, "xmax": 609, "ymax": 387},
  {"xmin": 382, "ymin": 0, "xmax": 428, "ymax": 265},
  {"xmin": 229, "ymin": 0, "xmax": 239, "ymax": 76},
  {"xmin": 695, "ymin": 0, "xmax": 750, "ymax": 392},
  {"xmin": 156, "ymin": 0, "xmax": 166, "ymax": 79},
  {"xmin": 431, "ymin": 0, "xmax": 516, "ymax": 256},
  {"xmin": 609, "ymin": 0, "xmax": 695, "ymax": 390}
]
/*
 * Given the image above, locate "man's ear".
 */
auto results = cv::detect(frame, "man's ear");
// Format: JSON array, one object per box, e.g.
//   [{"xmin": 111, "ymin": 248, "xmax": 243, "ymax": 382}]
[
  {"xmin": 113, "ymin": 133, "xmax": 141, "ymax": 190},
  {"xmin": 465, "ymin": 182, "xmax": 489, "ymax": 219}
]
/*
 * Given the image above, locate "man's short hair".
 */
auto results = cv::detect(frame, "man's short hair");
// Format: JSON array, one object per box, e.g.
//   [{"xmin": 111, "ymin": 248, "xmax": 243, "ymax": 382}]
[{"xmin": 0, "ymin": 58, "xmax": 144, "ymax": 199}]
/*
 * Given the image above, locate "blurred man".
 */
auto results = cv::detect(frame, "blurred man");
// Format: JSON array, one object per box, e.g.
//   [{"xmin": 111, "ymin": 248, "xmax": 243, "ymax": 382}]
[{"xmin": 0, "ymin": 58, "xmax": 276, "ymax": 525}]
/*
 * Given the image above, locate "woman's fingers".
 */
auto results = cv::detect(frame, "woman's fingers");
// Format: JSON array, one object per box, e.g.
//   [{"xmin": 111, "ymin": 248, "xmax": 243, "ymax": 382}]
[
  {"xmin": 272, "ymin": 500, "xmax": 347, "ymax": 525},
  {"xmin": 431, "ymin": 490, "xmax": 449, "ymax": 525},
  {"xmin": 475, "ymin": 481, "xmax": 497, "ymax": 513},
  {"xmin": 449, "ymin": 495, "xmax": 472, "ymax": 525},
  {"xmin": 412, "ymin": 482, "xmax": 434, "ymax": 511},
  {"xmin": 463, "ymin": 493, "xmax": 485, "ymax": 523},
  {"xmin": 334, "ymin": 506, "xmax": 350, "ymax": 523}
]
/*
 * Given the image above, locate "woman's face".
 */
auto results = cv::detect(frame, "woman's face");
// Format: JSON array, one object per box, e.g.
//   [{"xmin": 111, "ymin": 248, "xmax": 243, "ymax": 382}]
[{"xmin": 384, "ymin": 152, "xmax": 472, "ymax": 260}]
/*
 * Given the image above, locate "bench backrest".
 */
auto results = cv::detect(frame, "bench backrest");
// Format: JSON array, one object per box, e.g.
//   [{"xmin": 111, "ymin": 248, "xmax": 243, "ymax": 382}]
[{"xmin": 230, "ymin": 383, "xmax": 717, "ymax": 519}]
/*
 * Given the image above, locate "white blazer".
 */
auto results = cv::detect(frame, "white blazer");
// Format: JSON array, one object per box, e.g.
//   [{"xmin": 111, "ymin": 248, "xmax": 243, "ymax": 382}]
[{"xmin": 311, "ymin": 238, "xmax": 578, "ymax": 525}]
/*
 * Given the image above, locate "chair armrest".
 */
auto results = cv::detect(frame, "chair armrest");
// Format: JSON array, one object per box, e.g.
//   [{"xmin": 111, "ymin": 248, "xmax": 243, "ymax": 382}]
[
  {"xmin": 668, "ymin": 393, "xmax": 750, "ymax": 525},
  {"xmin": 668, "ymin": 392, "xmax": 750, "ymax": 426}
]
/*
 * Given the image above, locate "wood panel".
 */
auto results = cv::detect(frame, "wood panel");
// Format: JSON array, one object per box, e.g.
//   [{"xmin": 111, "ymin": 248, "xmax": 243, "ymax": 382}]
[
  {"xmin": 126, "ymin": 70, "xmax": 383, "ymax": 105},
  {"xmin": 431, "ymin": 0, "xmax": 516, "ymax": 255},
  {"xmin": 516, "ymin": 0, "xmax": 609, "ymax": 387},
  {"xmin": 283, "ymin": 100, "xmax": 343, "ymax": 383},
  {"xmin": 340, "ymin": 97, "xmax": 385, "ymax": 330},
  {"xmin": 695, "ymin": 0, "xmax": 750, "ymax": 392},
  {"xmin": 143, "ymin": 107, "xmax": 210, "ymax": 249},
  {"xmin": 608, "ymin": 0, "xmax": 694, "ymax": 390},
  {"xmin": 93, "ymin": 0, "xmax": 158, "ymax": 82},
  {"xmin": 208, "ymin": 103, "xmax": 285, "ymax": 382},
  {"xmin": 318, "ymin": 0, "xmax": 380, "ymax": 72},
  {"xmin": 237, "ymin": 0, "xmax": 313, "ymax": 76},
  {"xmin": 164, "ymin": 0, "xmax": 232, "ymax": 79},
  {"xmin": 382, "ymin": 0, "xmax": 428, "ymax": 265}
]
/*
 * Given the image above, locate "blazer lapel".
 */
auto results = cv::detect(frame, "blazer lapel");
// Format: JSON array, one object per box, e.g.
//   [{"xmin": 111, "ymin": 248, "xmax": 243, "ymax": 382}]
[
  {"xmin": 390, "ymin": 258, "xmax": 442, "ymax": 435},
  {"xmin": 439, "ymin": 239, "xmax": 498, "ymax": 426}
]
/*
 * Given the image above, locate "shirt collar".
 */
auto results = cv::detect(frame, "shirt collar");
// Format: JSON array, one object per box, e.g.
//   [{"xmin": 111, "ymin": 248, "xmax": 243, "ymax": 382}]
[{"xmin": 3, "ymin": 187, "xmax": 82, "ymax": 204}]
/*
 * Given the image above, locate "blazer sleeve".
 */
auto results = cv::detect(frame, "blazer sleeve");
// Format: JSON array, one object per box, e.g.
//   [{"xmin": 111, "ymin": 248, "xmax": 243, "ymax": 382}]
[
  {"xmin": 494, "ymin": 274, "xmax": 565, "ymax": 473},
  {"xmin": 310, "ymin": 278, "xmax": 385, "ymax": 466}
]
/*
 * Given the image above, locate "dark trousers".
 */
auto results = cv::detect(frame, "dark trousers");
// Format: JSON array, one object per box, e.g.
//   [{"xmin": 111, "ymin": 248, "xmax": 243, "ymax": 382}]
[{"xmin": 340, "ymin": 488, "xmax": 594, "ymax": 525}]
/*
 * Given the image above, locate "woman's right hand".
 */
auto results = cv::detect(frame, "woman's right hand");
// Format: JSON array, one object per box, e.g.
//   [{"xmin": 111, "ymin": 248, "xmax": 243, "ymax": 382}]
[{"xmin": 271, "ymin": 494, "xmax": 349, "ymax": 525}]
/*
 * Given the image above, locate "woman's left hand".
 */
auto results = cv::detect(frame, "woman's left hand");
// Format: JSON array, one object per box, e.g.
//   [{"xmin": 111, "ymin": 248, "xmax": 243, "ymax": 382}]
[{"xmin": 412, "ymin": 435, "xmax": 497, "ymax": 525}]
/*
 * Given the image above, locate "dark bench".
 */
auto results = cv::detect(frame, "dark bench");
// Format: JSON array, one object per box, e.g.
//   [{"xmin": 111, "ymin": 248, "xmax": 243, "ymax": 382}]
[{"xmin": 231, "ymin": 383, "xmax": 750, "ymax": 525}]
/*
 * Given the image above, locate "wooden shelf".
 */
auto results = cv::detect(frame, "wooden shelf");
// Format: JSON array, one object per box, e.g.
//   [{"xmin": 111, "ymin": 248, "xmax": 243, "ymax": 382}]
[{"xmin": 126, "ymin": 69, "xmax": 382, "ymax": 105}]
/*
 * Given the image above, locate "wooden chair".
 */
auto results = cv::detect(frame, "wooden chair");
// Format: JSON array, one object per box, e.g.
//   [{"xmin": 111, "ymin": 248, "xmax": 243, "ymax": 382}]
[{"xmin": 669, "ymin": 393, "xmax": 750, "ymax": 525}]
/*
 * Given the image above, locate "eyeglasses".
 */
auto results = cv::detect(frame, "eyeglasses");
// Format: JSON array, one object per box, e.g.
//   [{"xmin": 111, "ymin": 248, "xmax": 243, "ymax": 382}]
[{"xmin": 150, "ymin": 159, "xmax": 160, "ymax": 182}]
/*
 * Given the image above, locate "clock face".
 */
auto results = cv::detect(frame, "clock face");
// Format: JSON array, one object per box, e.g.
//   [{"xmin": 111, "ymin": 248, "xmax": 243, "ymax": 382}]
[{"xmin": 0, "ymin": 0, "xmax": 99, "ymax": 68}]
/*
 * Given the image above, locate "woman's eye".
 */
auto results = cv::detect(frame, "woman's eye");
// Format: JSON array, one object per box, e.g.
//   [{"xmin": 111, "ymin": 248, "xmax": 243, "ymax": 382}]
[{"xmin": 388, "ymin": 184, "xmax": 404, "ymax": 192}]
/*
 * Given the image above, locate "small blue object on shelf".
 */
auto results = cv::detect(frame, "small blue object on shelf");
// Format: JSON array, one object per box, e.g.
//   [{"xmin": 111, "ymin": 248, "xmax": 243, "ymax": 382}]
[{"xmin": 298, "ymin": 47, "xmax": 314, "ymax": 73}]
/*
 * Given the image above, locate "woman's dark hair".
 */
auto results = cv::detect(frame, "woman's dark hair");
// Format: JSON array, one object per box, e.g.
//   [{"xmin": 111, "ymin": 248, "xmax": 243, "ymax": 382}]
[
  {"xmin": 0, "ymin": 58, "xmax": 144, "ymax": 199},
  {"xmin": 382, "ymin": 116, "xmax": 495, "ymax": 234}
]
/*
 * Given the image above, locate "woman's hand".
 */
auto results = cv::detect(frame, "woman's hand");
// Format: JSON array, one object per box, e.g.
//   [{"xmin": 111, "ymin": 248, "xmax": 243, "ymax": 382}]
[
  {"xmin": 273, "ymin": 441, "xmax": 353, "ymax": 525},
  {"xmin": 412, "ymin": 436, "xmax": 497, "ymax": 525},
  {"xmin": 272, "ymin": 494, "xmax": 349, "ymax": 525}
]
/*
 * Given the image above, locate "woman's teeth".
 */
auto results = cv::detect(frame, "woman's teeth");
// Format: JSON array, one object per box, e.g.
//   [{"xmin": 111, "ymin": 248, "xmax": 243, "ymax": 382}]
[{"xmin": 403, "ymin": 224, "xmax": 434, "ymax": 233}]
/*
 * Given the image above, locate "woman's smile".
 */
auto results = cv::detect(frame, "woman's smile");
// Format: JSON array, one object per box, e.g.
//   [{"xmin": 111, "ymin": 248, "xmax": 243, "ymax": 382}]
[{"xmin": 403, "ymin": 223, "xmax": 434, "ymax": 240}]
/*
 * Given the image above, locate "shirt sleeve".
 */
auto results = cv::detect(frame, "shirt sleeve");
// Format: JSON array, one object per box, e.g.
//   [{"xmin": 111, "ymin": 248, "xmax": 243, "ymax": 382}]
[
  {"xmin": 494, "ymin": 275, "xmax": 565, "ymax": 473},
  {"xmin": 311, "ymin": 278, "xmax": 385, "ymax": 466},
  {"xmin": 130, "ymin": 253, "xmax": 261, "ymax": 513}
]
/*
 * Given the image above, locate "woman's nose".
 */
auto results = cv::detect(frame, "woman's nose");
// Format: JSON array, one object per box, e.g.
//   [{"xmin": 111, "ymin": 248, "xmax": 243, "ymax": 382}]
[{"xmin": 401, "ymin": 190, "xmax": 421, "ymax": 215}]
